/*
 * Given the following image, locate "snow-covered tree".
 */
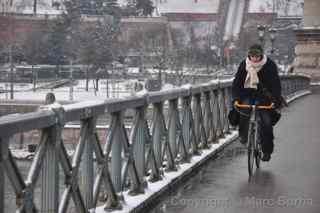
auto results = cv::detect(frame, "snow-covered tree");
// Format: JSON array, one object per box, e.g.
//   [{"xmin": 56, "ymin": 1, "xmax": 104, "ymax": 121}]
[
  {"xmin": 45, "ymin": 0, "xmax": 81, "ymax": 75},
  {"xmin": 136, "ymin": 0, "xmax": 154, "ymax": 16},
  {"xmin": 77, "ymin": 16, "xmax": 120, "ymax": 90},
  {"xmin": 79, "ymin": 0, "xmax": 121, "ymax": 16},
  {"xmin": 121, "ymin": 0, "xmax": 154, "ymax": 16}
]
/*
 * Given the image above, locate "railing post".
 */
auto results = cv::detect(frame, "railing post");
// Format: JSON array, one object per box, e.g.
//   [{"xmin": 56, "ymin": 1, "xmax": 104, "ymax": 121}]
[
  {"xmin": 79, "ymin": 117, "xmax": 95, "ymax": 209},
  {"xmin": 168, "ymin": 99, "xmax": 178, "ymax": 158},
  {"xmin": 286, "ymin": 80, "xmax": 289, "ymax": 96},
  {"xmin": 222, "ymin": 88, "xmax": 231, "ymax": 134},
  {"xmin": 210, "ymin": 90, "xmax": 218, "ymax": 143},
  {"xmin": 94, "ymin": 113, "xmax": 122, "ymax": 211},
  {"xmin": 227, "ymin": 87, "xmax": 236, "ymax": 130},
  {"xmin": 193, "ymin": 94, "xmax": 201, "ymax": 147},
  {"xmin": 150, "ymin": 102, "xmax": 163, "ymax": 181},
  {"xmin": 40, "ymin": 126, "xmax": 60, "ymax": 213},
  {"xmin": 131, "ymin": 106, "xmax": 147, "ymax": 186},
  {"xmin": 0, "ymin": 136, "xmax": 8, "ymax": 213},
  {"xmin": 218, "ymin": 89, "xmax": 226, "ymax": 138},
  {"xmin": 281, "ymin": 80, "xmax": 285, "ymax": 97},
  {"xmin": 203, "ymin": 91, "xmax": 213, "ymax": 143},
  {"xmin": 213, "ymin": 90, "xmax": 222, "ymax": 140},
  {"xmin": 111, "ymin": 112, "xmax": 123, "ymax": 192},
  {"xmin": 40, "ymin": 101, "xmax": 64, "ymax": 213},
  {"xmin": 182, "ymin": 96, "xmax": 191, "ymax": 152},
  {"xmin": 288, "ymin": 79, "xmax": 292, "ymax": 95},
  {"xmin": 193, "ymin": 93, "xmax": 209, "ymax": 149}
]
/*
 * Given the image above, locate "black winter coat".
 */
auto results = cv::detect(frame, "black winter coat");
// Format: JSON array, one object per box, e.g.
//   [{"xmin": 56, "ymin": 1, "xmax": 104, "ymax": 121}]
[{"xmin": 232, "ymin": 57, "xmax": 282, "ymax": 107}]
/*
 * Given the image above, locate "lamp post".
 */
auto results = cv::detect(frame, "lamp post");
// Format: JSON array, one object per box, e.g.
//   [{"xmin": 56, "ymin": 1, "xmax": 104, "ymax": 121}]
[
  {"xmin": 66, "ymin": 35, "xmax": 74, "ymax": 101},
  {"xmin": 257, "ymin": 25, "xmax": 266, "ymax": 46},
  {"xmin": 69, "ymin": 59, "xmax": 74, "ymax": 101},
  {"xmin": 229, "ymin": 42, "xmax": 236, "ymax": 68},
  {"xmin": 9, "ymin": 30, "xmax": 14, "ymax": 100},
  {"xmin": 5, "ymin": 5, "xmax": 15, "ymax": 99},
  {"xmin": 210, "ymin": 45, "xmax": 218, "ymax": 70},
  {"xmin": 257, "ymin": 25, "xmax": 277, "ymax": 57},
  {"xmin": 269, "ymin": 28, "xmax": 277, "ymax": 55}
]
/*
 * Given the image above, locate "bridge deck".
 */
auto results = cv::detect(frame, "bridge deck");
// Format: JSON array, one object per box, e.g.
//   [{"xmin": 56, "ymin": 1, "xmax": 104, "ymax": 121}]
[{"xmin": 150, "ymin": 87, "xmax": 320, "ymax": 213}]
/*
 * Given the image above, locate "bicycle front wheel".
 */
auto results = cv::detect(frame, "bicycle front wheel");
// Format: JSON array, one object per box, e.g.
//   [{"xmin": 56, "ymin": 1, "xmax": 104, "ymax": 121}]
[
  {"xmin": 247, "ymin": 124, "xmax": 255, "ymax": 176},
  {"xmin": 255, "ymin": 141, "xmax": 261, "ymax": 169}
]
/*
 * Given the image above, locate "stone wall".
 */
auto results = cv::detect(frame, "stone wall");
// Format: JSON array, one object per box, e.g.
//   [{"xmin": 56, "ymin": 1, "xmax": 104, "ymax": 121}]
[
  {"xmin": 303, "ymin": 0, "xmax": 320, "ymax": 27},
  {"xmin": 294, "ymin": 0, "xmax": 320, "ymax": 82},
  {"xmin": 294, "ymin": 40, "xmax": 320, "ymax": 81}
]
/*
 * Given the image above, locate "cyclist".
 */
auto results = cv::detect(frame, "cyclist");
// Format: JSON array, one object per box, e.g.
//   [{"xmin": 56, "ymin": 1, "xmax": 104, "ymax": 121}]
[{"xmin": 232, "ymin": 44, "xmax": 282, "ymax": 162}]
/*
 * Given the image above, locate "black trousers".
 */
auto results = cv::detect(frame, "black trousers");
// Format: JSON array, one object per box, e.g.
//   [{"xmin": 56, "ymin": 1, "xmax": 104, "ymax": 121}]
[{"xmin": 238, "ymin": 101, "xmax": 274, "ymax": 154}]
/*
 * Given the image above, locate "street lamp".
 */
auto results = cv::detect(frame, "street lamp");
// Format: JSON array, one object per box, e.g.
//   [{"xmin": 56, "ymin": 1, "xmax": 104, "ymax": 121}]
[
  {"xmin": 4, "ymin": 3, "xmax": 15, "ymax": 99},
  {"xmin": 257, "ymin": 25, "xmax": 277, "ymax": 57},
  {"xmin": 269, "ymin": 28, "xmax": 277, "ymax": 55},
  {"xmin": 66, "ymin": 35, "xmax": 74, "ymax": 101},
  {"xmin": 257, "ymin": 25, "xmax": 266, "ymax": 45},
  {"xmin": 229, "ymin": 42, "xmax": 236, "ymax": 67}
]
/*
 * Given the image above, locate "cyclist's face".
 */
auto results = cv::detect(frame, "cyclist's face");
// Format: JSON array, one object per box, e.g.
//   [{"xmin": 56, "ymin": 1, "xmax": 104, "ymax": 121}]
[{"xmin": 249, "ymin": 55, "xmax": 262, "ymax": 63}]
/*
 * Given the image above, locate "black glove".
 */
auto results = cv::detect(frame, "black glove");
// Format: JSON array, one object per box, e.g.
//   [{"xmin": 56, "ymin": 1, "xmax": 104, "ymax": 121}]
[
  {"xmin": 274, "ymin": 100, "xmax": 282, "ymax": 109},
  {"xmin": 232, "ymin": 99, "xmax": 239, "ymax": 105},
  {"xmin": 273, "ymin": 96, "xmax": 287, "ymax": 109}
]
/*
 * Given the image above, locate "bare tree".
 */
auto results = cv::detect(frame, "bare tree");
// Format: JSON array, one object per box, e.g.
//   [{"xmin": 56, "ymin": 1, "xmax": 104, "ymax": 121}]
[
  {"xmin": 168, "ymin": 28, "xmax": 187, "ymax": 86},
  {"xmin": 78, "ymin": 16, "xmax": 120, "ymax": 91}
]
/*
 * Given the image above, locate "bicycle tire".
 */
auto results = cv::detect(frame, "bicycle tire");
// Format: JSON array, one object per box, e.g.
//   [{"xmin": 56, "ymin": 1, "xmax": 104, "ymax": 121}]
[
  {"xmin": 255, "ymin": 126, "xmax": 261, "ymax": 169},
  {"xmin": 255, "ymin": 146, "xmax": 261, "ymax": 168},
  {"xmin": 247, "ymin": 124, "xmax": 255, "ymax": 176}
]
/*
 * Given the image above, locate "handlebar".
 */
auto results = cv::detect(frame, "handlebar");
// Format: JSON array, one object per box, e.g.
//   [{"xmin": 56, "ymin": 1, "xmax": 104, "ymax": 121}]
[{"xmin": 234, "ymin": 100, "xmax": 274, "ymax": 109}]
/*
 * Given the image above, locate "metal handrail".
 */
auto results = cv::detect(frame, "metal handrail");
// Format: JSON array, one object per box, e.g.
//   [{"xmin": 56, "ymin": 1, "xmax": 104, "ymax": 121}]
[{"xmin": 0, "ymin": 74, "xmax": 311, "ymax": 212}]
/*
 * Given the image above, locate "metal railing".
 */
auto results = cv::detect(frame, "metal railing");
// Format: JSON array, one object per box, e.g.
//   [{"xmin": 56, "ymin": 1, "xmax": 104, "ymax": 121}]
[{"xmin": 0, "ymin": 74, "xmax": 310, "ymax": 212}]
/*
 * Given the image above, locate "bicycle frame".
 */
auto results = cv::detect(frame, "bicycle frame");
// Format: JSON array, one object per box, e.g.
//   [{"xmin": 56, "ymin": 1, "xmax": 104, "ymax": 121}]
[
  {"xmin": 234, "ymin": 100, "xmax": 273, "ymax": 176},
  {"xmin": 247, "ymin": 105, "xmax": 261, "ymax": 174},
  {"xmin": 248, "ymin": 105, "xmax": 258, "ymax": 145}
]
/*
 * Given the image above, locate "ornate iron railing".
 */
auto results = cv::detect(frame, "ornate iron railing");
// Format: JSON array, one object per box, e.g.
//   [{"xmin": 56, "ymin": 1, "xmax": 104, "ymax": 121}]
[{"xmin": 0, "ymin": 74, "xmax": 310, "ymax": 212}]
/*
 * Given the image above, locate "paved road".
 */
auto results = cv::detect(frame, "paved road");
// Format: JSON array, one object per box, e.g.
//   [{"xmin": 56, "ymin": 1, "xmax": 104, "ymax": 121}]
[{"xmin": 150, "ymin": 87, "xmax": 320, "ymax": 213}]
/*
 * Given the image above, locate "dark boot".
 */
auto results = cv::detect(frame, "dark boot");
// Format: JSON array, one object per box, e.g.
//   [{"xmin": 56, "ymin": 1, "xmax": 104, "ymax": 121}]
[{"xmin": 261, "ymin": 153, "xmax": 271, "ymax": 161}]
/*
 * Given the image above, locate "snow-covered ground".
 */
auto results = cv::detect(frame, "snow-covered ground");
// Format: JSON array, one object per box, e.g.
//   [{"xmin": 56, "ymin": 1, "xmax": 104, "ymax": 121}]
[
  {"xmin": 0, "ymin": 79, "xmax": 132, "ymax": 101},
  {"xmin": 0, "ymin": 79, "xmax": 176, "ymax": 102}
]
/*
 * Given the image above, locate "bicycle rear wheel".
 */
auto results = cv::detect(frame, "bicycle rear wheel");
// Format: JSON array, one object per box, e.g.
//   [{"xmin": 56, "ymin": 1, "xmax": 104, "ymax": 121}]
[
  {"xmin": 247, "ymin": 124, "xmax": 255, "ymax": 176},
  {"xmin": 255, "ymin": 143, "xmax": 261, "ymax": 168},
  {"xmin": 255, "ymin": 125, "xmax": 261, "ymax": 168}
]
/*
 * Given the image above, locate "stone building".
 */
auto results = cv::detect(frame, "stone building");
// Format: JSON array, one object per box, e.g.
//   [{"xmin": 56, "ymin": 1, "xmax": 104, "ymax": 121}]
[{"xmin": 294, "ymin": 0, "xmax": 320, "ymax": 81}]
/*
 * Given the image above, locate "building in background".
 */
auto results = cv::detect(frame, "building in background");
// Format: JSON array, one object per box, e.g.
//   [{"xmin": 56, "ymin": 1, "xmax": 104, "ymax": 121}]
[{"xmin": 294, "ymin": 0, "xmax": 320, "ymax": 81}]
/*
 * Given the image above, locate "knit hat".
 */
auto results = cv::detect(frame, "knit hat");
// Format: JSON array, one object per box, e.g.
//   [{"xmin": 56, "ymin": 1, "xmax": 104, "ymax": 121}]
[{"xmin": 248, "ymin": 44, "xmax": 264, "ymax": 56}]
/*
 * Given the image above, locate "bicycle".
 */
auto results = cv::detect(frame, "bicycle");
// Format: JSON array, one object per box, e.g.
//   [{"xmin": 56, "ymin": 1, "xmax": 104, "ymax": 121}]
[{"xmin": 234, "ymin": 100, "xmax": 274, "ymax": 176}]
